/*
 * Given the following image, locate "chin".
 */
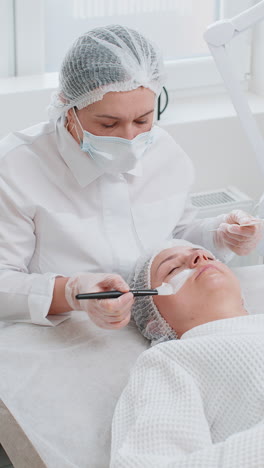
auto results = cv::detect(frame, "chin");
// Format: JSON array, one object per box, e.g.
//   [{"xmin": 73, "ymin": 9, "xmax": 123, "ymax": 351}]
[
  {"xmin": 201, "ymin": 268, "xmax": 227, "ymax": 284},
  {"xmin": 201, "ymin": 276, "xmax": 231, "ymax": 295}
]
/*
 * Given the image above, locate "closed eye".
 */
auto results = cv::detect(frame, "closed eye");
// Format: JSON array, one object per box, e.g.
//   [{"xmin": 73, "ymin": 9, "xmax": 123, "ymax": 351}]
[
  {"xmin": 102, "ymin": 123, "xmax": 116, "ymax": 128},
  {"xmin": 168, "ymin": 266, "xmax": 180, "ymax": 275}
]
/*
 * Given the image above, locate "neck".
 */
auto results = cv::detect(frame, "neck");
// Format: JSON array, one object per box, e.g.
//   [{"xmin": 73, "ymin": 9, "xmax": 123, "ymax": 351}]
[{"xmin": 178, "ymin": 300, "xmax": 248, "ymax": 338}]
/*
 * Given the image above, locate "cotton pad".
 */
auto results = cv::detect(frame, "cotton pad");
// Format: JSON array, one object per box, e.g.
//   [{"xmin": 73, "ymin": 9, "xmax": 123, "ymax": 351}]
[{"xmin": 156, "ymin": 268, "xmax": 195, "ymax": 295}]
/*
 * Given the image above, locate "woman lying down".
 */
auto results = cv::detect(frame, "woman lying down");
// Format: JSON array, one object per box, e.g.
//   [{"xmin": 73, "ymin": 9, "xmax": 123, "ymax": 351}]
[{"xmin": 110, "ymin": 239, "xmax": 264, "ymax": 468}]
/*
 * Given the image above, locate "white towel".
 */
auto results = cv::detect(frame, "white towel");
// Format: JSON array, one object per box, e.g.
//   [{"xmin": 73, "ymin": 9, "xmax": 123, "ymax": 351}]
[{"xmin": 111, "ymin": 314, "xmax": 264, "ymax": 467}]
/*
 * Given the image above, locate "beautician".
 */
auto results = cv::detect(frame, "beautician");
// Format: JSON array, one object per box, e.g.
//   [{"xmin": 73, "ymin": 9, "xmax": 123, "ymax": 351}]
[{"xmin": 0, "ymin": 25, "xmax": 261, "ymax": 330}]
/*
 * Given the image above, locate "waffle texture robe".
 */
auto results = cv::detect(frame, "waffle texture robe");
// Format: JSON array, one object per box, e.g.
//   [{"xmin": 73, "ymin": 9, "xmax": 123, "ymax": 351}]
[{"xmin": 111, "ymin": 314, "xmax": 264, "ymax": 467}]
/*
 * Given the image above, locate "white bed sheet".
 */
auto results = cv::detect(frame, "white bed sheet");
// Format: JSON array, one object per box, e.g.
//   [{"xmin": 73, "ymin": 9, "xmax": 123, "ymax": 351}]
[
  {"xmin": 0, "ymin": 264, "xmax": 263, "ymax": 468},
  {"xmin": 0, "ymin": 316, "xmax": 148, "ymax": 468}
]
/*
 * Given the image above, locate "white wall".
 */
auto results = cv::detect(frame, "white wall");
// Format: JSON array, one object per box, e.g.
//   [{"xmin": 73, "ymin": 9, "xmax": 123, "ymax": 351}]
[
  {"xmin": 1, "ymin": 87, "xmax": 264, "ymax": 203},
  {"xmin": 0, "ymin": 88, "xmax": 52, "ymax": 137},
  {"xmin": 162, "ymin": 113, "xmax": 264, "ymax": 202}
]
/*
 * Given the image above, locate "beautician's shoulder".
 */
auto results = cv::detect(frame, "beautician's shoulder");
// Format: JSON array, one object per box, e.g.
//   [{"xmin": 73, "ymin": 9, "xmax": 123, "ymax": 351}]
[
  {"xmin": 145, "ymin": 124, "xmax": 194, "ymax": 178},
  {"xmin": 0, "ymin": 121, "xmax": 56, "ymax": 166},
  {"xmin": 151, "ymin": 124, "xmax": 193, "ymax": 165}
]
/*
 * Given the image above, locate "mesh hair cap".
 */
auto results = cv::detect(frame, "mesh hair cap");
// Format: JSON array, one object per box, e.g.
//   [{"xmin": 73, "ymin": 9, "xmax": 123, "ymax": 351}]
[
  {"xmin": 130, "ymin": 239, "xmax": 207, "ymax": 346},
  {"xmin": 48, "ymin": 24, "xmax": 165, "ymax": 119}
]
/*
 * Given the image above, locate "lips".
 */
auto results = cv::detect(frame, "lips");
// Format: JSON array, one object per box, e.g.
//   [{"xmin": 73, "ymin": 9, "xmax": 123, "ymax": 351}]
[{"xmin": 195, "ymin": 264, "xmax": 220, "ymax": 279}]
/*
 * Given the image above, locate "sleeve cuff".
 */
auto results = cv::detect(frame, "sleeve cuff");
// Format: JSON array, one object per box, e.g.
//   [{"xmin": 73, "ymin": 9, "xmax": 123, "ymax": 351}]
[{"xmin": 28, "ymin": 272, "xmax": 71, "ymax": 326}]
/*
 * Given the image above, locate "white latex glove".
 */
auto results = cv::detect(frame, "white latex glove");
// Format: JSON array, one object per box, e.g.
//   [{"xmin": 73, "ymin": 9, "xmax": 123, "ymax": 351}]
[
  {"xmin": 214, "ymin": 209, "xmax": 263, "ymax": 255},
  {"xmin": 65, "ymin": 273, "xmax": 134, "ymax": 329}
]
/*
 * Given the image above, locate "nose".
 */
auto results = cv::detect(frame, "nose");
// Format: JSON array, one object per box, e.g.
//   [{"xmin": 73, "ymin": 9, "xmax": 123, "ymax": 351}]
[
  {"xmin": 117, "ymin": 124, "xmax": 139, "ymax": 140},
  {"xmin": 188, "ymin": 250, "xmax": 210, "ymax": 269}
]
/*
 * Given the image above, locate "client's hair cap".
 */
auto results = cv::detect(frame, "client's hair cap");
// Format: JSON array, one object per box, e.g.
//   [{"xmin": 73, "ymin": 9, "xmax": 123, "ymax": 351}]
[{"xmin": 130, "ymin": 238, "xmax": 205, "ymax": 346}]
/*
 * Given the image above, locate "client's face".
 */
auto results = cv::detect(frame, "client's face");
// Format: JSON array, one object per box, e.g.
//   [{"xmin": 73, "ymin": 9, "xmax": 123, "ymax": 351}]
[{"xmin": 151, "ymin": 246, "xmax": 245, "ymax": 337}]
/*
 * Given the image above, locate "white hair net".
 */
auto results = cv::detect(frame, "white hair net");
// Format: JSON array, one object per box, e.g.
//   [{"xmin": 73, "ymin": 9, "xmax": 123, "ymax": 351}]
[
  {"xmin": 130, "ymin": 239, "xmax": 209, "ymax": 346},
  {"xmin": 48, "ymin": 24, "xmax": 165, "ymax": 120}
]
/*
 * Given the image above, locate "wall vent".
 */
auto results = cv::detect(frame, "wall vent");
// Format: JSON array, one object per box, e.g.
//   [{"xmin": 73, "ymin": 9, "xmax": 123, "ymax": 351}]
[{"xmin": 190, "ymin": 186, "xmax": 254, "ymax": 218}]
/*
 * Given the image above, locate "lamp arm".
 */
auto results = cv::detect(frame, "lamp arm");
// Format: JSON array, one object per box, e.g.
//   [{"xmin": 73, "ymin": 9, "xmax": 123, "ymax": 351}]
[
  {"xmin": 204, "ymin": 1, "xmax": 264, "ymax": 47},
  {"xmin": 232, "ymin": 1, "xmax": 264, "ymax": 33},
  {"xmin": 204, "ymin": 0, "xmax": 264, "ymax": 176},
  {"xmin": 208, "ymin": 44, "xmax": 264, "ymax": 176}
]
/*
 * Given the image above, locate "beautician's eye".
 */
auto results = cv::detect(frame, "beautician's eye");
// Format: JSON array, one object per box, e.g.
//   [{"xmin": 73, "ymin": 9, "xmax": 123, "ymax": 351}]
[
  {"xmin": 135, "ymin": 120, "xmax": 147, "ymax": 125},
  {"xmin": 102, "ymin": 123, "xmax": 116, "ymax": 128}
]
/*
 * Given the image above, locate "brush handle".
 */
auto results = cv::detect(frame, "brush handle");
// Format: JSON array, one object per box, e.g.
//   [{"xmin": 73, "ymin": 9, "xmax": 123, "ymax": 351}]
[{"xmin": 76, "ymin": 289, "xmax": 158, "ymax": 300}]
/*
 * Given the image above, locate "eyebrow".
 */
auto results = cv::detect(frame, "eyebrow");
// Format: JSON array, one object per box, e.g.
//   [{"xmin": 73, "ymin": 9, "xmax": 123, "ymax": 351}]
[
  {"xmin": 156, "ymin": 248, "xmax": 202, "ymax": 273},
  {"xmin": 94, "ymin": 109, "xmax": 154, "ymax": 120}
]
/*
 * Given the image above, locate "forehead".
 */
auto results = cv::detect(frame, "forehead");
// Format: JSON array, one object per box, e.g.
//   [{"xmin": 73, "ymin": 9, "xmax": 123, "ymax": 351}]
[
  {"xmin": 152, "ymin": 246, "xmax": 190, "ymax": 268},
  {"xmin": 85, "ymin": 88, "xmax": 155, "ymax": 115}
]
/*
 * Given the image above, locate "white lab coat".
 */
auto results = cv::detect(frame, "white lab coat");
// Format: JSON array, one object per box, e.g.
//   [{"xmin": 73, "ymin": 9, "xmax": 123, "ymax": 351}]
[{"xmin": 0, "ymin": 118, "xmax": 230, "ymax": 325}]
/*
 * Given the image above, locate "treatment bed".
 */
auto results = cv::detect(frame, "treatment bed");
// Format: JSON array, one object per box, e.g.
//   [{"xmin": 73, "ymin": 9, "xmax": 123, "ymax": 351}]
[{"xmin": 0, "ymin": 264, "xmax": 263, "ymax": 468}]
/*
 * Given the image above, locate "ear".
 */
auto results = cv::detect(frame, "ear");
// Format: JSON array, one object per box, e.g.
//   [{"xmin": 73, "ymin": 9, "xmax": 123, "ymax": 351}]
[
  {"xmin": 67, "ymin": 108, "xmax": 74, "ymax": 125},
  {"xmin": 241, "ymin": 292, "xmax": 248, "ymax": 313},
  {"xmin": 146, "ymin": 319, "xmax": 160, "ymax": 336}
]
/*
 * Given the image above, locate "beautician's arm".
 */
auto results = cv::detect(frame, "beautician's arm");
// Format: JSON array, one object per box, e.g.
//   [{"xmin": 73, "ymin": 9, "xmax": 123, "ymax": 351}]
[
  {"xmin": 0, "ymin": 172, "xmax": 71, "ymax": 325},
  {"xmin": 173, "ymin": 196, "xmax": 234, "ymax": 263},
  {"xmin": 48, "ymin": 277, "xmax": 70, "ymax": 315}
]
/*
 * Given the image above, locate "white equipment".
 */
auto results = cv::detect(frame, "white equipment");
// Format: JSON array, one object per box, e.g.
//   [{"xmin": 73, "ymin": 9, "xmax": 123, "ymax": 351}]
[
  {"xmin": 191, "ymin": 186, "xmax": 253, "ymax": 218},
  {"xmin": 204, "ymin": 1, "xmax": 264, "ymax": 175},
  {"xmin": 204, "ymin": 1, "xmax": 264, "ymax": 254}
]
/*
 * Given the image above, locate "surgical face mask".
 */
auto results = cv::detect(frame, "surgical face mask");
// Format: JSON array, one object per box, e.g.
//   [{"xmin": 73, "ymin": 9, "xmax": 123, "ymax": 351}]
[{"xmin": 73, "ymin": 109, "xmax": 154, "ymax": 174}]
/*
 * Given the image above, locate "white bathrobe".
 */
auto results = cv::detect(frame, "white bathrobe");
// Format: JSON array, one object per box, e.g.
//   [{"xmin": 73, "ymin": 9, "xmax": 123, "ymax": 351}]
[{"xmin": 111, "ymin": 314, "xmax": 264, "ymax": 467}]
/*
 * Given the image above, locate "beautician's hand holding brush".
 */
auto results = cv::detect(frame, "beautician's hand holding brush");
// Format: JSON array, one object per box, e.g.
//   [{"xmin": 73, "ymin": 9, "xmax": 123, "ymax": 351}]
[{"xmin": 65, "ymin": 270, "xmax": 190, "ymax": 330}]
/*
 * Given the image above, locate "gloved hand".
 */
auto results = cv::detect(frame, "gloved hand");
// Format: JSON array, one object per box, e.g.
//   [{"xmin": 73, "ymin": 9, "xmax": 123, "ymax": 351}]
[
  {"xmin": 65, "ymin": 273, "xmax": 134, "ymax": 329},
  {"xmin": 214, "ymin": 209, "xmax": 263, "ymax": 255}
]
